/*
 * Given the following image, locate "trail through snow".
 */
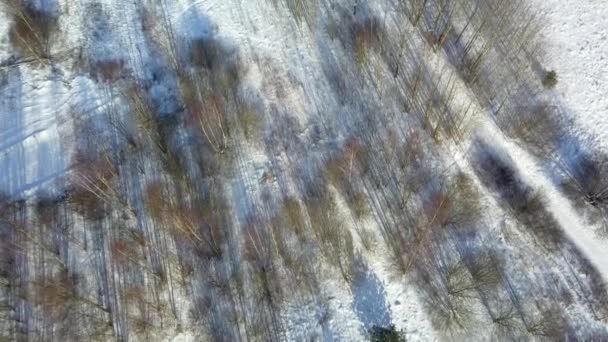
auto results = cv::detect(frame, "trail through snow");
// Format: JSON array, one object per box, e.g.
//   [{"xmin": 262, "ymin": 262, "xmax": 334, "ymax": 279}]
[
  {"xmin": 524, "ymin": 0, "xmax": 608, "ymax": 279},
  {"xmin": 478, "ymin": 119, "xmax": 608, "ymax": 281},
  {"xmin": 438, "ymin": 0, "xmax": 608, "ymax": 284}
]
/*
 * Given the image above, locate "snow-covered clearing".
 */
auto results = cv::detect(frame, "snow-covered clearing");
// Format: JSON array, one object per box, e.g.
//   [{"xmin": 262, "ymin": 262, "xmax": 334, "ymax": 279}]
[{"xmin": 533, "ymin": 0, "xmax": 608, "ymax": 150}]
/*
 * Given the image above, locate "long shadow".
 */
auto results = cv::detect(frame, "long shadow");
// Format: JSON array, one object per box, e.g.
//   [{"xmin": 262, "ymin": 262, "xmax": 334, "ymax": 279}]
[
  {"xmin": 0, "ymin": 67, "xmax": 25, "ymax": 197},
  {"xmin": 351, "ymin": 257, "xmax": 392, "ymax": 337},
  {"xmin": 471, "ymin": 139, "xmax": 608, "ymax": 323}
]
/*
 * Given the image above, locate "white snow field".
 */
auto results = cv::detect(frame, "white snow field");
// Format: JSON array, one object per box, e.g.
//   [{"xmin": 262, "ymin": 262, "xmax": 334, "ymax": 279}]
[
  {"xmin": 533, "ymin": 0, "xmax": 608, "ymax": 150},
  {"xmin": 1, "ymin": 0, "xmax": 608, "ymax": 341}
]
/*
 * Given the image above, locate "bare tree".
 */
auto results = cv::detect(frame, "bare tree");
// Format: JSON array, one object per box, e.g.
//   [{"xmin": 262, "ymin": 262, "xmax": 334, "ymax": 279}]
[
  {"xmin": 2, "ymin": 0, "xmax": 58, "ymax": 63},
  {"xmin": 306, "ymin": 193, "xmax": 355, "ymax": 283}
]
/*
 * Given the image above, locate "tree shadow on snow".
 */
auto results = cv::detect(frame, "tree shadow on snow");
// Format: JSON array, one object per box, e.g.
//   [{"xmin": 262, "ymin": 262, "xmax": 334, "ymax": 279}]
[{"xmin": 351, "ymin": 257, "xmax": 392, "ymax": 337}]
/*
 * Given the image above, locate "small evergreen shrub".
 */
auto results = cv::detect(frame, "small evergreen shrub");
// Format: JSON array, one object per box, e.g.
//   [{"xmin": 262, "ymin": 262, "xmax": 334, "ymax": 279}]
[
  {"xmin": 542, "ymin": 70, "xmax": 558, "ymax": 89},
  {"xmin": 369, "ymin": 325, "xmax": 406, "ymax": 342}
]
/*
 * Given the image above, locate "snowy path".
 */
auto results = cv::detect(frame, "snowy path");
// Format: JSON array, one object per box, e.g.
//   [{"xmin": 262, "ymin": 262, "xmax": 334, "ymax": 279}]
[
  {"xmin": 431, "ymin": 0, "xmax": 608, "ymax": 284},
  {"xmin": 477, "ymin": 119, "xmax": 608, "ymax": 281}
]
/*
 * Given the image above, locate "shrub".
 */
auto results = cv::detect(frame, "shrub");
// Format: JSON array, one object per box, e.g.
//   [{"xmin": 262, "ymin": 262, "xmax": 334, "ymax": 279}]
[
  {"xmin": 178, "ymin": 74, "xmax": 199, "ymax": 108},
  {"xmin": 459, "ymin": 248, "xmax": 502, "ymax": 291},
  {"xmin": 125, "ymin": 82, "xmax": 171, "ymax": 156},
  {"xmin": 67, "ymin": 151, "xmax": 117, "ymax": 221},
  {"xmin": 0, "ymin": 226, "xmax": 18, "ymax": 283},
  {"xmin": 139, "ymin": 2, "xmax": 181, "ymax": 72},
  {"xmin": 243, "ymin": 218, "xmax": 274, "ymax": 268},
  {"xmin": 196, "ymin": 191, "xmax": 231, "ymax": 260},
  {"xmin": 131, "ymin": 316, "xmax": 155, "ymax": 336},
  {"xmin": 413, "ymin": 252, "xmax": 477, "ymax": 334},
  {"xmin": 352, "ymin": 191, "xmax": 370, "ymax": 219},
  {"xmin": 559, "ymin": 152, "xmax": 608, "ymax": 209},
  {"xmin": 190, "ymin": 94, "xmax": 230, "ymax": 154},
  {"xmin": 90, "ymin": 59, "xmax": 125, "ymax": 83},
  {"xmin": 306, "ymin": 193, "xmax": 355, "ymax": 283},
  {"xmin": 67, "ymin": 185, "xmax": 105, "ymax": 221},
  {"xmin": 281, "ymin": 197, "xmax": 305, "ymax": 239},
  {"xmin": 284, "ymin": 0, "xmax": 318, "ymax": 25},
  {"xmin": 190, "ymin": 37, "xmax": 221, "ymax": 70},
  {"xmin": 568, "ymin": 245, "xmax": 608, "ymax": 320},
  {"xmin": 385, "ymin": 225, "xmax": 413, "ymax": 276},
  {"xmin": 30, "ymin": 270, "xmax": 80, "ymax": 315},
  {"xmin": 419, "ymin": 173, "xmax": 481, "ymax": 232},
  {"xmin": 357, "ymin": 228, "xmax": 377, "ymax": 251},
  {"xmin": 0, "ymin": 191, "xmax": 11, "ymax": 210},
  {"xmin": 489, "ymin": 303, "xmax": 522, "ymax": 338},
  {"xmin": 6, "ymin": 2, "xmax": 58, "ymax": 60},
  {"xmin": 325, "ymin": 17, "xmax": 339, "ymax": 40},
  {"xmin": 502, "ymin": 102, "xmax": 563, "ymax": 156},
  {"xmin": 110, "ymin": 239, "xmax": 139, "ymax": 266},
  {"xmin": 459, "ymin": 51, "xmax": 483, "ymax": 85},
  {"xmin": 169, "ymin": 203, "xmax": 225, "ymax": 259},
  {"xmin": 324, "ymin": 137, "xmax": 370, "ymax": 217},
  {"xmin": 269, "ymin": 213, "xmax": 316, "ymax": 295},
  {"xmin": 396, "ymin": 130, "xmax": 425, "ymax": 171},
  {"xmin": 542, "ymin": 70, "xmax": 558, "ymax": 89},
  {"xmin": 450, "ymin": 173, "xmax": 481, "ymax": 227},
  {"xmin": 34, "ymin": 193, "xmax": 65, "ymax": 227},
  {"xmin": 144, "ymin": 180, "xmax": 168, "ymax": 222},
  {"xmin": 239, "ymin": 110, "xmax": 263, "ymax": 142},
  {"xmin": 243, "ymin": 218, "xmax": 283, "ymax": 306},
  {"xmin": 422, "ymin": 190, "xmax": 454, "ymax": 228},
  {"xmin": 188, "ymin": 37, "xmax": 243, "ymax": 95},
  {"xmin": 368, "ymin": 324, "xmax": 406, "ymax": 342},
  {"xmin": 352, "ymin": 16, "xmax": 382, "ymax": 67},
  {"xmin": 525, "ymin": 305, "xmax": 568, "ymax": 339}
]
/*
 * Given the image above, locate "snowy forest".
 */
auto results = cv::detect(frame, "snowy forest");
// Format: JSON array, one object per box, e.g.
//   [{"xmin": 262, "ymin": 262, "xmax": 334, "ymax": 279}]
[{"xmin": 1, "ymin": 0, "xmax": 608, "ymax": 340}]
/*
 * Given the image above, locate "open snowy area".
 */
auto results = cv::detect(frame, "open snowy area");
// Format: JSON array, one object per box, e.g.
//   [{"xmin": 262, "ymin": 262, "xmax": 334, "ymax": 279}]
[{"xmin": 1, "ymin": 0, "xmax": 608, "ymax": 341}]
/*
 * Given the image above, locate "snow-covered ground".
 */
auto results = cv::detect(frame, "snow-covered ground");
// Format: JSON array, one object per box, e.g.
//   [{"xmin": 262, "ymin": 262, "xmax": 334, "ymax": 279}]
[
  {"xmin": 0, "ymin": 70, "xmax": 67, "ymax": 196},
  {"xmin": 534, "ymin": 0, "xmax": 608, "ymax": 150},
  {"xmin": 2, "ymin": 0, "xmax": 608, "ymax": 341},
  {"xmin": 526, "ymin": 0, "xmax": 608, "ymax": 276}
]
